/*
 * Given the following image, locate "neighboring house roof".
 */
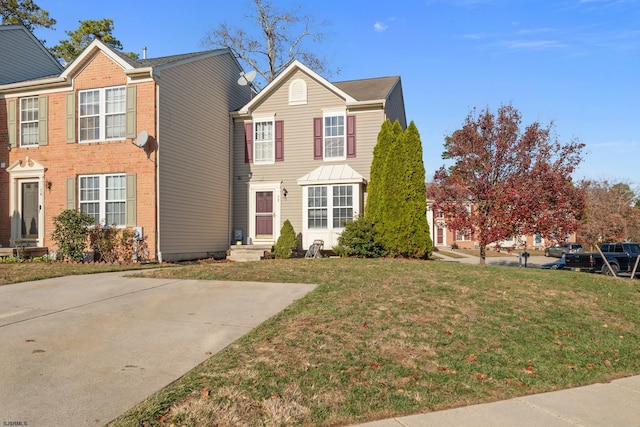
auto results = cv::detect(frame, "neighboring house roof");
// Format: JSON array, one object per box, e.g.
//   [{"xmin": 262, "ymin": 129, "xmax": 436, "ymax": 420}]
[
  {"xmin": 0, "ymin": 37, "xmax": 236, "ymax": 92},
  {"xmin": 112, "ymin": 48, "xmax": 228, "ymax": 69},
  {"xmin": 0, "ymin": 24, "xmax": 63, "ymax": 84},
  {"xmin": 65, "ymin": 39, "xmax": 231, "ymax": 79},
  {"xmin": 333, "ymin": 76, "xmax": 401, "ymax": 102}
]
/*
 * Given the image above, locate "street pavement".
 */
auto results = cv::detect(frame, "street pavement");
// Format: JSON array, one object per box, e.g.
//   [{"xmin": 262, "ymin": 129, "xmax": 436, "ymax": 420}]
[{"xmin": 0, "ymin": 271, "xmax": 315, "ymax": 426}]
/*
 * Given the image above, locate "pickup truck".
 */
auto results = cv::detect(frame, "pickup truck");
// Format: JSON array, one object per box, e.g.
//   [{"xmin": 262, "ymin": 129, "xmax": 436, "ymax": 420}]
[{"xmin": 564, "ymin": 242, "xmax": 640, "ymax": 276}]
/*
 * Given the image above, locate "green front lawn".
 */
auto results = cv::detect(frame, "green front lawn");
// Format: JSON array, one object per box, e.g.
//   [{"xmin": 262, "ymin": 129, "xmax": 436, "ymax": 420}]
[
  {"xmin": 103, "ymin": 258, "xmax": 640, "ymax": 426},
  {"xmin": 0, "ymin": 260, "xmax": 165, "ymax": 286}
]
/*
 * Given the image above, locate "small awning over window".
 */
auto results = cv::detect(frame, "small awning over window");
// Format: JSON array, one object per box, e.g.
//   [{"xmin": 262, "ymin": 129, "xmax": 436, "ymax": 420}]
[{"xmin": 297, "ymin": 164, "xmax": 366, "ymax": 186}]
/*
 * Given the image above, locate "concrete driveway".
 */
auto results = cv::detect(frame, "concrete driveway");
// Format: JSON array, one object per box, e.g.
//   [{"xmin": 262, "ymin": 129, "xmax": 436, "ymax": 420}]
[{"xmin": 0, "ymin": 271, "xmax": 316, "ymax": 426}]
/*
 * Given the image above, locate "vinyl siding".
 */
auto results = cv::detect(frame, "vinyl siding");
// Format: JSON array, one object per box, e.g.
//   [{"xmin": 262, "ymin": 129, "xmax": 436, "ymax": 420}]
[
  {"xmin": 232, "ymin": 69, "xmax": 387, "ymax": 246},
  {"xmin": 157, "ymin": 53, "xmax": 250, "ymax": 261},
  {"xmin": 385, "ymin": 79, "xmax": 407, "ymax": 129}
]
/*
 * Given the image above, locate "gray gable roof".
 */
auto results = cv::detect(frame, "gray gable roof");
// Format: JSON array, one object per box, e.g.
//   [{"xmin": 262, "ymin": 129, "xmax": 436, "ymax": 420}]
[
  {"xmin": 111, "ymin": 48, "xmax": 230, "ymax": 69},
  {"xmin": 332, "ymin": 76, "xmax": 400, "ymax": 102},
  {"xmin": 0, "ymin": 25, "xmax": 63, "ymax": 84}
]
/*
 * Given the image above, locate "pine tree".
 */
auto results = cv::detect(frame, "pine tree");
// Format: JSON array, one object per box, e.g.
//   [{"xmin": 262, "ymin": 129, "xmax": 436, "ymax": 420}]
[
  {"xmin": 365, "ymin": 119, "xmax": 394, "ymax": 224},
  {"xmin": 380, "ymin": 122, "xmax": 432, "ymax": 258},
  {"xmin": 371, "ymin": 120, "xmax": 403, "ymax": 244}
]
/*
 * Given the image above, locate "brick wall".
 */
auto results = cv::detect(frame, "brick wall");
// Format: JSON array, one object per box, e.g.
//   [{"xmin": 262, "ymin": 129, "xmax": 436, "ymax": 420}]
[{"xmin": 2, "ymin": 51, "xmax": 159, "ymax": 260}]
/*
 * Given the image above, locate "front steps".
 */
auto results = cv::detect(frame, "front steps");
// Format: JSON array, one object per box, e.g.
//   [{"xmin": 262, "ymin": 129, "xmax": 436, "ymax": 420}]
[{"xmin": 226, "ymin": 244, "xmax": 273, "ymax": 262}]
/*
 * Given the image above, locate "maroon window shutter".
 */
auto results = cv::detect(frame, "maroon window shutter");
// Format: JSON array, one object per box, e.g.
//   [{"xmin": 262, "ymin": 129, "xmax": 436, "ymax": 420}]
[
  {"xmin": 275, "ymin": 120, "xmax": 284, "ymax": 162},
  {"xmin": 244, "ymin": 122, "xmax": 253, "ymax": 163},
  {"xmin": 313, "ymin": 117, "xmax": 323, "ymax": 160},
  {"xmin": 347, "ymin": 114, "xmax": 356, "ymax": 158}
]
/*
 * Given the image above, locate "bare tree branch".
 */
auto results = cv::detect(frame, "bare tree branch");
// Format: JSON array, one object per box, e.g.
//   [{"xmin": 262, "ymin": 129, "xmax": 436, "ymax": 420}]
[{"xmin": 201, "ymin": 0, "xmax": 335, "ymax": 89}]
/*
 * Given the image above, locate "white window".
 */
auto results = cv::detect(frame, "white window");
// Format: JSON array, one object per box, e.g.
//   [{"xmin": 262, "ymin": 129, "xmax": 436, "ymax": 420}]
[
  {"xmin": 455, "ymin": 230, "xmax": 472, "ymax": 241},
  {"xmin": 20, "ymin": 97, "xmax": 38, "ymax": 147},
  {"xmin": 307, "ymin": 187, "xmax": 327, "ymax": 229},
  {"xmin": 79, "ymin": 86, "xmax": 126, "ymax": 142},
  {"xmin": 254, "ymin": 119, "xmax": 274, "ymax": 163},
  {"xmin": 332, "ymin": 185, "xmax": 353, "ymax": 227},
  {"xmin": 79, "ymin": 174, "xmax": 126, "ymax": 226},
  {"xmin": 307, "ymin": 185, "xmax": 354, "ymax": 229},
  {"xmin": 324, "ymin": 113, "xmax": 345, "ymax": 159}
]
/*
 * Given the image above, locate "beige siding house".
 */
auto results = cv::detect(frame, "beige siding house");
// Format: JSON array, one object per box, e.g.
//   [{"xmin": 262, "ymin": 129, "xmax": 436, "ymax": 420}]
[{"xmin": 231, "ymin": 61, "xmax": 406, "ymax": 250}]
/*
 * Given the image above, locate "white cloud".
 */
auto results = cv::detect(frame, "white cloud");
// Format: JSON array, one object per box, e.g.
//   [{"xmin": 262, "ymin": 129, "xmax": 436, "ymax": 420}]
[
  {"xmin": 373, "ymin": 21, "xmax": 388, "ymax": 32},
  {"xmin": 499, "ymin": 39, "xmax": 567, "ymax": 50}
]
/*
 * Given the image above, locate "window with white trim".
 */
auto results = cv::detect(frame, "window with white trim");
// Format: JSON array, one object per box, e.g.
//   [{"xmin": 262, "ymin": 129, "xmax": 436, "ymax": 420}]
[
  {"xmin": 79, "ymin": 174, "xmax": 126, "ymax": 226},
  {"xmin": 307, "ymin": 185, "xmax": 354, "ymax": 229},
  {"xmin": 20, "ymin": 97, "xmax": 38, "ymax": 147},
  {"xmin": 79, "ymin": 86, "xmax": 126, "ymax": 142},
  {"xmin": 455, "ymin": 230, "xmax": 472, "ymax": 241},
  {"xmin": 307, "ymin": 186, "xmax": 327, "ymax": 229},
  {"xmin": 332, "ymin": 185, "xmax": 353, "ymax": 227},
  {"xmin": 254, "ymin": 119, "xmax": 274, "ymax": 163},
  {"xmin": 324, "ymin": 113, "xmax": 345, "ymax": 159}
]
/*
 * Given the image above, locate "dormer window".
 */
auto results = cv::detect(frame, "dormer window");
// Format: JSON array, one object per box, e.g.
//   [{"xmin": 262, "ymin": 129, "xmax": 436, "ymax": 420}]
[{"xmin": 289, "ymin": 79, "xmax": 307, "ymax": 105}]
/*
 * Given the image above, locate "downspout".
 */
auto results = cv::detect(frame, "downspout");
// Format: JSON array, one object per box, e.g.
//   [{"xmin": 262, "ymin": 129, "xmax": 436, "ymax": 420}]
[
  {"xmin": 153, "ymin": 74, "xmax": 162, "ymax": 263},
  {"xmin": 228, "ymin": 112, "xmax": 234, "ymax": 250}
]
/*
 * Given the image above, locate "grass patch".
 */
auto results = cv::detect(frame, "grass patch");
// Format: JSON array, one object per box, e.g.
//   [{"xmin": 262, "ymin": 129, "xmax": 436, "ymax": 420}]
[
  {"xmin": 108, "ymin": 258, "xmax": 640, "ymax": 426},
  {"xmin": 0, "ymin": 261, "xmax": 168, "ymax": 286}
]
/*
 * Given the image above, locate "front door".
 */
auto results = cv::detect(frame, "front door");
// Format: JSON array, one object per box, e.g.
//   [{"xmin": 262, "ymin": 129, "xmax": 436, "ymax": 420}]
[
  {"xmin": 255, "ymin": 191, "xmax": 273, "ymax": 239},
  {"xmin": 21, "ymin": 182, "xmax": 39, "ymax": 240}
]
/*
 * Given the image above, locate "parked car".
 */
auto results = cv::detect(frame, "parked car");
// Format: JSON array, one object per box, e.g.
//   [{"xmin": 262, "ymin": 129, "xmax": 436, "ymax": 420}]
[
  {"xmin": 541, "ymin": 255, "xmax": 566, "ymax": 270},
  {"xmin": 544, "ymin": 242, "xmax": 583, "ymax": 258},
  {"xmin": 564, "ymin": 242, "xmax": 640, "ymax": 275}
]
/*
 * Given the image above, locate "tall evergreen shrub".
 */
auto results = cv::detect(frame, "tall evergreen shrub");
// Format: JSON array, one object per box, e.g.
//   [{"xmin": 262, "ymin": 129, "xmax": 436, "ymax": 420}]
[{"xmin": 382, "ymin": 122, "xmax": 432, "ymax": 257}]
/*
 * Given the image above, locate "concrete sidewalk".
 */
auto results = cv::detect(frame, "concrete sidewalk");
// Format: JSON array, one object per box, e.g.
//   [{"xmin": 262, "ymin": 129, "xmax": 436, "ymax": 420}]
[
  {"xmin": 352, "ymin": 375, "xmax": 640, "ymax": 426},
  {"xmin": 436, "ymin": 250, "xmax": 550, "ymax": 268},
  {"xmin": 0, "ymin": 271, "xmax": 316, "ymax": 426}
]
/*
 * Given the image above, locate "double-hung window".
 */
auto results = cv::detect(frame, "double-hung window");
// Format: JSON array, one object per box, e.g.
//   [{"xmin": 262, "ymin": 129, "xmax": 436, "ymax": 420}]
[
  {"xmin": 332, "ymin": 185, "xmax": 353, "ymax": 227},
  {"xmin": 307, "ymin": 187, "xmax": 327, "ymax": 229},
  {"xmin": 20, "ymin": 97, "xmax": 38, "ymax": 147},
  {"xmin": 307, "ymin": 185, "xmax": 354, "ymax": 229},
  {"xmin": 79, "ymin": 86, "xmax": 126, "ymax": 142},
  {"xmin": 79, "ymin": 174, "xmax": 126, "ymax": 226},
  {"xmin": 254, "ymin": 118, "xmax": 274, "ymax": 163},
  {"xmin": 324, "ymin": 113, "xmax": 345, "ymax": 159}
]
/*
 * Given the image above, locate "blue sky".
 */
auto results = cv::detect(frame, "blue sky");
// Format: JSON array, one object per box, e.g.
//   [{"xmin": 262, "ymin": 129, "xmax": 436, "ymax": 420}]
[{"xmin": 34, "ymin": 0, "xmax": 639, "ymax": 187}]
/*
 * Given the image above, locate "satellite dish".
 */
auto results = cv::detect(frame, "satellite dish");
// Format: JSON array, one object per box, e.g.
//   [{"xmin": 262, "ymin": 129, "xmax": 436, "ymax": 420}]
[
  {"xmin": 136, "ymin": 130, "xmax": 149, "ymax": 148},
  {"xmin": 237, "ymin": 70, "xmax": 257, "ymax": 86}
]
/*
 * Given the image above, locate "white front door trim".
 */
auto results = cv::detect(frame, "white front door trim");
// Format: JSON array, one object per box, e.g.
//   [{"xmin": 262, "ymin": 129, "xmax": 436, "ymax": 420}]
[
  {"xmin": 248, "ymin": 182, "xmax": 281, "ymax": 245},
  {"xmin": 7, "ymin": 156, "xmax": 46, "ymax": 247}
]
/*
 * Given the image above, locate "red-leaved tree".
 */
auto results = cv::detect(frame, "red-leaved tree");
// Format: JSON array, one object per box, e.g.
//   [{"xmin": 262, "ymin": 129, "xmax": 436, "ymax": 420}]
[{"xmin": 430, "ymin": 105, "xmax": 586, "ymax": 264}]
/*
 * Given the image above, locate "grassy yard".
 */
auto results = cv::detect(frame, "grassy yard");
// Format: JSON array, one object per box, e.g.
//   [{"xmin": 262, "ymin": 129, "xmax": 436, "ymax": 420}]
[
  {"xmin": 0, "ymin": 261, "xmax": 164, "ymax": 286},
  {"xmin": 94, "ymin": 258, "xmax": 640, "ymax": 427}
]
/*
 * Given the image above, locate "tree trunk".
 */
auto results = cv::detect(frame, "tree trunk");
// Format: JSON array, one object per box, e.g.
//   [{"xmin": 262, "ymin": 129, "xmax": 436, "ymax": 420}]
[{"xmin": 479, "ymin": 245, "xmax": 486, "ymax": 265}]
